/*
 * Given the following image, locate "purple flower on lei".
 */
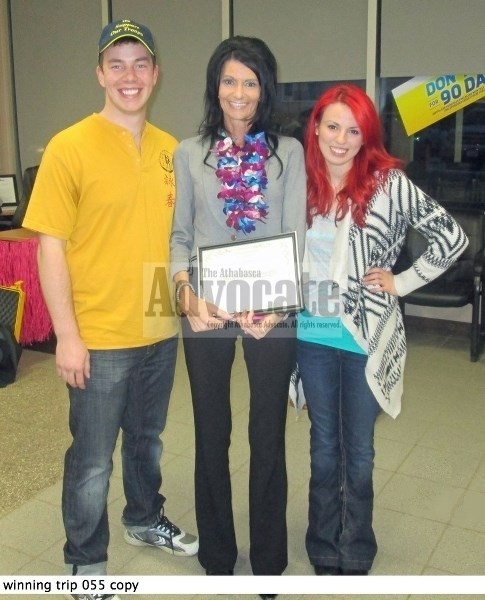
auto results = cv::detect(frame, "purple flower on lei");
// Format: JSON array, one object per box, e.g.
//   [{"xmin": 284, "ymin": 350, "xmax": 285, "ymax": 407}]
[{"xmin": 213, "ymin": 131, "xmax": 270, "ymax": 233}]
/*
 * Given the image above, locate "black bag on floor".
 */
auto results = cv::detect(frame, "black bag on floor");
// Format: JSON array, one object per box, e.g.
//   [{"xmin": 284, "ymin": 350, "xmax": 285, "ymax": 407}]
[{"xmin": 0, "ymin": 323, "xmax": 22, "ymax": 387}]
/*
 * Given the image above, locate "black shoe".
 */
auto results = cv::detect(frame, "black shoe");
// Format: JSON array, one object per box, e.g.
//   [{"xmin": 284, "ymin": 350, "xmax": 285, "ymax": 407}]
[
  {"xmin": 340, "ymin": 568, "xmax": 368, "ymax": 575},
  {"xmin": 206, "ymin": 569, "xmax": 234, "ymax": 575},
  {"xmin": 259, "ymin": 596, "xmax": 277, "ymax": 599},
  {"xmin": 314, "ymin": 564, "xmax": 340, "ymax": 575}
]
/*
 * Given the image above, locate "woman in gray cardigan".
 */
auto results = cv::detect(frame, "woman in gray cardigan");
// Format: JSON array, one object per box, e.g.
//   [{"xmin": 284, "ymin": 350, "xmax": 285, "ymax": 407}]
[{"xmin": 170, "ymin": 36, "xmax": 306, "ymax": 585}]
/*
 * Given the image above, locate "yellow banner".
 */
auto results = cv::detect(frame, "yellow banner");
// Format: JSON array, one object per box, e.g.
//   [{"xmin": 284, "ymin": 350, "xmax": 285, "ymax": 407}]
[{"xmin": 392, "ymin": 74, "xmax": 485, "ymax": 136}]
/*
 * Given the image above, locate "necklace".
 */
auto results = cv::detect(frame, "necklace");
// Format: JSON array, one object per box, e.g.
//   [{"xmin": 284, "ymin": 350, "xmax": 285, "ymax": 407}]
[{"xmin": 213, "ymin": 131, "xmax": 270, "ymax": 233}]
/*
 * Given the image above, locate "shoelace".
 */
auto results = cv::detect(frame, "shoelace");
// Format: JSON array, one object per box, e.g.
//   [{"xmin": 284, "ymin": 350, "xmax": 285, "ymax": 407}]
[
  {"xmin": 153, "ymin": 511, "xmax": 182, "ymax": 553},
  {"xmin": 157, "ymin": 515, "xmax": 181, "ymax": 537}
]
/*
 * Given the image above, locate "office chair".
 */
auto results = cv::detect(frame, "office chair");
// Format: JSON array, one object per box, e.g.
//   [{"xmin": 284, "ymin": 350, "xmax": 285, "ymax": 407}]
[{"xmin": 396, "ymin": 205, "xmax": 485, "ymax": 362}]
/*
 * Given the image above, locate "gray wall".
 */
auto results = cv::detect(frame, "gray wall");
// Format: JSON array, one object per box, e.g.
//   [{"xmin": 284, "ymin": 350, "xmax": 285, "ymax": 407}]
[
  {"xmin": 234, "ymin": 0, "xmax": 369, "ymax": 82},
  {"xmin": 11, "ymin": 0, "xmax": 103, "ymax": 170},
  {"xmin": 381, "ymin": 0, "xmax": 485, "ymax": 76}
]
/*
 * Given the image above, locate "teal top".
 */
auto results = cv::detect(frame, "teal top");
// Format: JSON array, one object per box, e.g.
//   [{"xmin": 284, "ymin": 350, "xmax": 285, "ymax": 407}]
[
  {"xmin": 297, "ymin": 310, "xmax": 366, "ymax": 355},
  {"xmin": 296, "ymin": 214, "xmax": 366, "ymax": 355}
]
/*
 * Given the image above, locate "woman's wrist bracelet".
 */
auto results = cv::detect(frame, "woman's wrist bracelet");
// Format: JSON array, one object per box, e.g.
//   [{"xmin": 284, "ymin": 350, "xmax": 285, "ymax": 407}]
[{"xmin": 175, "ymin": 281, "xmax": 195, "ymax": 304}]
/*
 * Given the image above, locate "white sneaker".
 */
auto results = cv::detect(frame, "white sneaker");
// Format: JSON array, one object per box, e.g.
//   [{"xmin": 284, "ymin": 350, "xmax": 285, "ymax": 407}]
[{"xmin": 124, "ymin": 510, "xmax": 198, "ymax": 556}]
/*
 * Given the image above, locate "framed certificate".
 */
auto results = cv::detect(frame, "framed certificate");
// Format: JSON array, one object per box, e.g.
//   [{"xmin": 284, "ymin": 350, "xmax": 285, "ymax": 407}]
[
  {"xmin": 197, "ymin": 232, "xmax": 302, "ymax": 314},
  {"xmin": 0, "ymin": 174, "xmax": 19, "ymax": 207}
]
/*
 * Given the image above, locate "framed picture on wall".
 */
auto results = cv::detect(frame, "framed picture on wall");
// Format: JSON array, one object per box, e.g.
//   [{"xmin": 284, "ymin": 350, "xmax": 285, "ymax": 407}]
[{"xmin": 0, "ymin": 174, "xmax": 19, "ymax": 207}]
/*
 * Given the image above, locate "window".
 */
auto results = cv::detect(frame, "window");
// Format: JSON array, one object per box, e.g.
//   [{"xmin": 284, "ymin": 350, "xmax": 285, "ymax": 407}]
[
  {"xmin": 275, "ymin": 80, "xmax": 365, "ymax": 144},
  {"xmin": 380, "ymin": 77, "xmax": 485, "ymax": 206}
]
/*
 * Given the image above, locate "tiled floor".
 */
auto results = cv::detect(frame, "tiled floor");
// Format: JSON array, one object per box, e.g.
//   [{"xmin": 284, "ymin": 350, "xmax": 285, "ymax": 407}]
[{"xmin": 1, "ymin": 319, "xmax": 485, "ymax": 599}]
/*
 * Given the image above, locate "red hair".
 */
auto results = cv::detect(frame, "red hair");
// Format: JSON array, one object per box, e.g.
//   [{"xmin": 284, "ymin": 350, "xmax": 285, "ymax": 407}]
[{"xmin": 304, "ymin": 83, "xmax": 403, "ymax": 227}]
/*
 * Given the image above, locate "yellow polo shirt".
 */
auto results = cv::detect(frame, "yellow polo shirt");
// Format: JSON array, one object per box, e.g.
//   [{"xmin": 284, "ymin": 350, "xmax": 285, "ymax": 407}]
[{"xmin": 23, "ymin": 114, "xmax": 178, "ymax": 348}]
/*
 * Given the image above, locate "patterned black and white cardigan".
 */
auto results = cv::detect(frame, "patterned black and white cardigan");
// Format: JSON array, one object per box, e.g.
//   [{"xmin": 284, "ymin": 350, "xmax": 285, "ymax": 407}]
[{"xmin": 313, "ymin": 169, "xmax": 468, "ymax": 418}]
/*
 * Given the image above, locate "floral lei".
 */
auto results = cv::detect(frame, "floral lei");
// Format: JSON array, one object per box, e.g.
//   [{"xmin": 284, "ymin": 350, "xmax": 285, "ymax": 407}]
[{"xmin": 213, "ymin": 131, "xmax": 270, "ymax": 233}]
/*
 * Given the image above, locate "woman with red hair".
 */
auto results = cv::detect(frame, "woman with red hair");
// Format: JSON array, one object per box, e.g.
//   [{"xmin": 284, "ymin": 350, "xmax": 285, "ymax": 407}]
[{"xmin": 297, "ymin": 83, "xmax": 467, "ymax": 575}]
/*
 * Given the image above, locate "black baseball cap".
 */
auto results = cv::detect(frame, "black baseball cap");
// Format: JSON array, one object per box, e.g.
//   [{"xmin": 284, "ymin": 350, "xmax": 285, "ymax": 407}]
[{"xmin": 98, "ymin": 19, "xmax": 155, "ymax": 56}]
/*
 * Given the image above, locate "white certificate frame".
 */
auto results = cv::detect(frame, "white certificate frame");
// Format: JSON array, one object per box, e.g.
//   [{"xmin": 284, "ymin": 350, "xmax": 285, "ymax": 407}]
[
  {"xmin": 0, "ymin": 174, "xmax": 19, "ymax": 207},
  {"xmin": 197, "ymin": 232, "xmax": 302, "ymax": 314}
]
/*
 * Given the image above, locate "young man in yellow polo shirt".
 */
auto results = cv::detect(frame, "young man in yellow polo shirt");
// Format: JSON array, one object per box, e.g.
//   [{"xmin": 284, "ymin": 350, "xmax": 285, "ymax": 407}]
[{"xmin": 23, "ymin": 19, "xmax": 198, "ymax": 595}]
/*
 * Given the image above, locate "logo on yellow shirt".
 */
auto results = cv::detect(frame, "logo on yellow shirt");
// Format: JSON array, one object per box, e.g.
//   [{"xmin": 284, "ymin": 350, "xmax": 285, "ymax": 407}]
[{"xmin": 159, "ymin": 150, "xmax": 174, "ymax": 173}]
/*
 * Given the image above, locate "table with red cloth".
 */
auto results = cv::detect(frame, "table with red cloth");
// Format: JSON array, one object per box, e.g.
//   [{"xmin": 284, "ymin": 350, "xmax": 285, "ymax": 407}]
[{"xmin": 0, "ymin": 228, "xmax": 52, "ymax": 345}]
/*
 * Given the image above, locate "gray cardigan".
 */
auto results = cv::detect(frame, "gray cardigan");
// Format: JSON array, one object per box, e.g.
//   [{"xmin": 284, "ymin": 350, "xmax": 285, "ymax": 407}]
[{"xmin": 170, "ymin": 135, "xmax": 306, "ymax": 279}]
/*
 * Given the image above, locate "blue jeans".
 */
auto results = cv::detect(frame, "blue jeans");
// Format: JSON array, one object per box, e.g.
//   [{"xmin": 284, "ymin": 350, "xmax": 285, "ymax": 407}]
[
  {"xmin": 62, "ymin": 337, "xmax": 177, "ymax": 570},
  {"xmin": 297, "ymin": 341, "xmax": 381, "ymax": 572}
]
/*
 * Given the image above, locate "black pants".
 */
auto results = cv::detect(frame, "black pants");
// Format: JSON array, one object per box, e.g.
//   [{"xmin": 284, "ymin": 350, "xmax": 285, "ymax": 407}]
[{"xmin": 182, "ymin": 317, "xmax": 295, "ymax": 575}]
